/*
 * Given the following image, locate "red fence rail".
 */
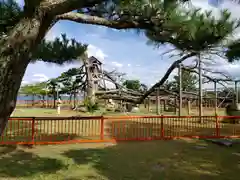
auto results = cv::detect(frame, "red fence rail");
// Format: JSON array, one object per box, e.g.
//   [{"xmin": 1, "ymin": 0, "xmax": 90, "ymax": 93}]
[{"xmin": 1, "ymin": 115, "xmax": 240, "ymax": 145}]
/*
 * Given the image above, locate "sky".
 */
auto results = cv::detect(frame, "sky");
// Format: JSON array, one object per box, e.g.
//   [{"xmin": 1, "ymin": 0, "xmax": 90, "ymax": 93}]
[{"xmin": 15, "ymin": 0, "xmax": 240, "ymax": 89}]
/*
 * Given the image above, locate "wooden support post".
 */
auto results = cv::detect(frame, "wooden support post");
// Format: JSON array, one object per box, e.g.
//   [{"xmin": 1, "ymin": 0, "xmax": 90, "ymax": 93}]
[
  {"xmin": 100, "ymin": 116, "xmax": 104, "ymax": 140},
  {"xmin": 178, "ymin": 63, "xmax": 182, "ymax": 116},
  {"xmin": 148, "ymin": 98, "xmax": 150, "ymax": 112},
  {"xmin": 187, "ymin": 100, "xmax": 191, "ymax": 115},
  {"xmin": 163, "ymin": 100, "xmax": 166, "ymax": 111},
  {"xmin": 235, "ymin": 81, "xmax": 238, "ymax": 104},
  {"xmin": 174, "ymin": 98, "xmax": 177, "ymax": 115},
  {"xmin": 214, "ymin": 81, "xmax": 218, "ymax": 116},
  {"xmin": 156, "ymin": 88, "xmax": 160, "ymax": 115},
  {"xmin": 198, "ymin": 54, "xmax": 203, "ymax": 123}
]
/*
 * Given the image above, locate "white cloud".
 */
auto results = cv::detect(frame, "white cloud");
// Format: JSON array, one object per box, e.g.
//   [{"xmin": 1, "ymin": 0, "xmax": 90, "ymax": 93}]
[
  {"xmin": 21, "ymin": 80, "xmax": 29, "ymax": 86},
  {"xmin": 111, "ymin": 61, "xmax": 123, "ymax": 67},
  {"xmin": 104, "ymin": 80, "xmax": 116, "ymax": 89},
  {"xmin": 32, "ymin": 74, "xmax": 49, "ymax": 82},
  {"xmin": 45, "ymin": 31, "xmax": 58, "ymax": 41},
  {"xmin": 87, "ymin": 44, "xmax": 108, "ymax": 62}
]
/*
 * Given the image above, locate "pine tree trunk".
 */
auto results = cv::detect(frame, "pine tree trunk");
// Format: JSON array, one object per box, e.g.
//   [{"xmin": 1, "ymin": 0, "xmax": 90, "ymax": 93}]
[
  {"xmin": 69, "ymin": 94, "xmax": 72, "ymax": 108},
  {"xmin": 53, "ymin": 92, "xmax": 56, "ymax": 109},
  {"xmin": 0, "ymin": 14, "xmax": 53, "ymax": 135},
  {"xmin": 53, "ymin": 86, "xmax": 57, "ymax": 108},
  {"xmin": 73, "ymin": 92, "xmax": 76, "ymax": 109},
  {"xmin": 32, "ymin": 95, "xmax": 35, "ymax": 106},
  {"xmin": 84, "ymin": 58, "xmax": 96, "ymax": 105}
]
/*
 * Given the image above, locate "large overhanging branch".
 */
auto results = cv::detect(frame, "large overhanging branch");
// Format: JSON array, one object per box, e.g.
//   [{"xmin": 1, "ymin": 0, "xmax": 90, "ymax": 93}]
[
  {"xmin": 102, "ymin": 71, "xmax": 121, "ymax": 89},
  {"xmin": 96, "ymin": 89, "xmax": 143, "ymax": 96},
  {"xmin": 97, "ymin": 75, "xmax": 146, "ymax": 96},
  {"xmin": 41, "ymin": 0, "xmax": 103, "ymax": 16},
  {"xmin": 97, "ymin": 94, "xmax": 138, "ymax": 103},
  {"xmin": 136, "ymin": 52, "xmax": 196, "ymax": 104},
  {"xmin": 56, "ymin": 12, "xmax": 152, "ymax": 30},
  {"xmin": 98, "ymin": 53, "xmax": 200, "ymax": 104},
  {"xmin": 107, "ymin": 53, "xmax": 233, "ymax": 104},
  {"xmin": 97, "ymin": 89, "xmax": 223, "ymax": 103},
  {"xmin": 96, "ymin": 89, "xmax": 120, "ymax": 94}
]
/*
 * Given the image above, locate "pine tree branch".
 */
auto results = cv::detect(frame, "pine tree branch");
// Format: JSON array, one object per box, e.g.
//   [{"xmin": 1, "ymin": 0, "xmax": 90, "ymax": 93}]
[
  {"xmin": 56, "ymin": 12, "xmax": 149, "ymax": 29},
  {"xmin": 32, "ymin": 34, "xmax": 87, "ymax": 64},
  {"xmin": 41, "ymin": 0, "xmax": 103, "ymax": 16}
]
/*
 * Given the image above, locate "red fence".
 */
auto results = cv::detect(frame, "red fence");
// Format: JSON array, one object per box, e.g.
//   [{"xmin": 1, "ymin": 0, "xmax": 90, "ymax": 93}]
[{"xmin": 1, "ymin": 116, "xmax": 240, "ymax": 145}]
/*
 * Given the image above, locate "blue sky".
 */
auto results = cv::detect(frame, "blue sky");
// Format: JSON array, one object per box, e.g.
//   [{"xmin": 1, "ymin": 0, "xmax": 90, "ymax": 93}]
[{"xmin": 15, "ymin": 0, "xmax": 240, "ymax": 88}]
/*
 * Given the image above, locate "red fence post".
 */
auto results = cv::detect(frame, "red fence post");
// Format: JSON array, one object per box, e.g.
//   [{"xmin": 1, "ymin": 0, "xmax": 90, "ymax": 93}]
[
  {"xmin": 31, "ymin": 117, "xmax": 35, "ymax": 145},
  {"xmin": 215, "ymin": 115, "xmax": 220, "ymax": 137},
  {"xmin": 100, "ymin": 116, "xmax": 104, "ymax": 140},
  {"xmin": 161, "ymin": 115, "xmax": 164, "ymax": 138}
]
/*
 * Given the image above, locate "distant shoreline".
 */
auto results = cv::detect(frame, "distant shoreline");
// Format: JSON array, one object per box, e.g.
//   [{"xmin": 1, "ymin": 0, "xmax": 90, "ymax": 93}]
[{"xmin": 17, "ymin": 95, "xmax": 83, "ymax": 101}]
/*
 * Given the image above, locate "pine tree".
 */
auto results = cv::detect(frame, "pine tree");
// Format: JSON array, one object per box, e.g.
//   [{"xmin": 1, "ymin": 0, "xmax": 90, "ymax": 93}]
[
  {"xmin": 170, "ymin": 69, "xmax": 197, "ymax": 92},
  {"xmin": 0, "ymin": 0, "xmax": 238, "ymax": 134},
  {"xmin": 138, "ymin": 9, "xmax": 240, "ymax": 103}
]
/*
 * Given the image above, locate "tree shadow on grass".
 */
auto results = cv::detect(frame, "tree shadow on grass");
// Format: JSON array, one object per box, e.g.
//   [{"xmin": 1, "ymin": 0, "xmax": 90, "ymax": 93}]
[
  {"xmin": 0, "ymin": 145, "xmax": 17, "ymax": 155},
  {"xmin": 63, "ymin": 140, "xmax": 240, "ymax": 180},
  {"xmin": 0, "ymin": 145, "xmax": 64, "ymax": 178},
  {"xmin": 61, "ymin": 117, "xmax": 240, "ymax": 179},
  {"xmin": 2, "ymin": 132, "xmax": 79, "ymax": 145}
]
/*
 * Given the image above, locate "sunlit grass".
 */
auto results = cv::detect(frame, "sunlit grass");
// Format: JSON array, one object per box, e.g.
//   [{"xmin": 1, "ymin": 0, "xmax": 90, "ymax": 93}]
[{"xmin": 12, "ymin": 106, "xmax": 226, "ymax": 117}]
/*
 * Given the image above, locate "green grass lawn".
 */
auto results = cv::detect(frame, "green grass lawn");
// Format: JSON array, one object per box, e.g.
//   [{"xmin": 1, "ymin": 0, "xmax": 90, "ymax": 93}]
[
  {"xmin": 11, "ymin": 108, "xmax": 81, "ymax": 117},
  {"xmin": 0, "ymin": 139, "xmax": 239, "ymax": 180},
  {"xmin": 12, "ymin": 107, "xmax": 159, "ymax": 117},
  {"xmin": 2, "ymin": 108, "xmax": 239, "ymax": 179},
  {"xmin": 12, "ymin": 106, "xmax": 226, "ymax": 117}
]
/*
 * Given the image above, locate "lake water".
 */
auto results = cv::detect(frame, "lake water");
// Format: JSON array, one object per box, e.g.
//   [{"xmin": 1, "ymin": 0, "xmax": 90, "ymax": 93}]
[{"xmin": 17, "ymin": 95, "xmax": 83, "ymax": 101}]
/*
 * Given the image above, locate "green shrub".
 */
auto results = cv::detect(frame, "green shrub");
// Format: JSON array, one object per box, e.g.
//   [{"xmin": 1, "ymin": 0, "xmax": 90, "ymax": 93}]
[{"xmin": 83, "ymin": 97, "xmax": 99, "ymax": 113}]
